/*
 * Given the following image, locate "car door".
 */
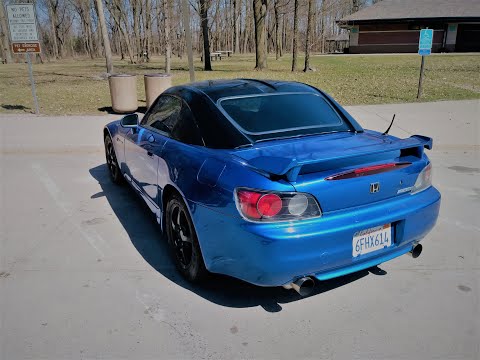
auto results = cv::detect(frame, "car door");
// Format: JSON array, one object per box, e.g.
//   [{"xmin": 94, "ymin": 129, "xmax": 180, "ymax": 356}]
[
  {"xmin": 124, "ymin": 96, "xmax": 180, "ymax": 209},
  {"xmin": 151, "ymin": 97, "xmax": 206, "ymax": 215}
]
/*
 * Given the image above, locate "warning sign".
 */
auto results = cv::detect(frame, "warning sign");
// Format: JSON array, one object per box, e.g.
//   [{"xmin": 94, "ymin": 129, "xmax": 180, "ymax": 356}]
[{"xmin": 6, "ymin": 4, "xmax": 39, "ymax": 42}]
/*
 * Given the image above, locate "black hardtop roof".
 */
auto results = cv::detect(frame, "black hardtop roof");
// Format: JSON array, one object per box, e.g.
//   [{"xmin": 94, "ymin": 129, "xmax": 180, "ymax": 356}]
[
  {"xmin": 165, "ymin": 79, "xmax": 319, "ymax": 103},
  {"xmin": 158, "ymin": 79, "xmax": 363, "ymax": 149}
]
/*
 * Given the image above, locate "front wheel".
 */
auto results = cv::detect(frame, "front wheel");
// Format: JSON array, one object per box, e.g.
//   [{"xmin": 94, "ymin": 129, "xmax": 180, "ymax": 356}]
[
  {"xmin": 166, "ymin": 194, "xmax": 207, "ymax": 282},
  {"xmin": 104, "ymin": 135, "xmax": 123, "ymax": 184}
]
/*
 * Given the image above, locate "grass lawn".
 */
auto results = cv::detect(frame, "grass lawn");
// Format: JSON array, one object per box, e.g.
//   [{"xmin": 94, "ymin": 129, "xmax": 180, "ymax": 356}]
[{"xmin": 0, "ymin": 53, "xmax": 479, "ymax": 115}]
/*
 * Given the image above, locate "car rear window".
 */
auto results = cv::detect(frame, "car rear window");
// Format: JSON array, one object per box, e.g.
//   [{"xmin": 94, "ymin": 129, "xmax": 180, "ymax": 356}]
[{"xmin": 218, "ymin": 93, "xmax": 350, "ymax": 138}]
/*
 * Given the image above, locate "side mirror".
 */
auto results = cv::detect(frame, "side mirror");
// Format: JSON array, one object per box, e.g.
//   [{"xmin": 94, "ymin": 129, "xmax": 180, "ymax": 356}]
[{"xmin": 120, "ymin": 113, "xmax": 139, "ymax": 127}]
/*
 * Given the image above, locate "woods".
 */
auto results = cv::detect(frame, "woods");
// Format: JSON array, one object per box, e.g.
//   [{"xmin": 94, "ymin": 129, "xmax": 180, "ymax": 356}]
[{"xmin": 0, "ymin": 0, "xmax": 369, "ymax": 69}]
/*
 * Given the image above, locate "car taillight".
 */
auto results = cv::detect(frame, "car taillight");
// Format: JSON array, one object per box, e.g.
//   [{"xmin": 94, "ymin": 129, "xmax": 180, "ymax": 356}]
[
  {"xmin": 235, "ymin": 188, "xmax": 321, "ymax": 222},
  {"xmin": 411, "ymin": 163, "xmax": 432, "ymax": 194},
  {"xmin": 257, "ymin": 193, "xmax": 282, "ymax": 217}
]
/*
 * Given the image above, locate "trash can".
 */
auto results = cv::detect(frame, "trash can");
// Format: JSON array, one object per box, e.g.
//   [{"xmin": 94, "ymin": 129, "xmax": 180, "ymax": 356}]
[
  {"xmin": 108, "ymin": 74, "xmax": 138, "ymax": 114},
  {"xmin": 144, "ymin": 74, "xmax": 172, "ymax": 108}
]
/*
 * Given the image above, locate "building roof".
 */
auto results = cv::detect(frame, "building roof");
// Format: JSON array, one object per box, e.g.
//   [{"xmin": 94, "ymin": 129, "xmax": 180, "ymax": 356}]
[{"xmin": 339, "ymin": 0, "xmax": 480, "ymax": 23}]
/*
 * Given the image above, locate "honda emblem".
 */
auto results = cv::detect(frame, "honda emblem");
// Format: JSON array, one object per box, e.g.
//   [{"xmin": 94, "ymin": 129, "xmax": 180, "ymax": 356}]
[{"xmin": 370, "ymin": 182, "xmax": 380, "ymax": 193}]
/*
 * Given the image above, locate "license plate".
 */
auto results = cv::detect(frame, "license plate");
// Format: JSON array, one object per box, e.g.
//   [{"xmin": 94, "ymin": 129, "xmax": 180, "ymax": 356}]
[{"xmin": 352, "ymin": 224, "xmax": 392, "ymax": 257}]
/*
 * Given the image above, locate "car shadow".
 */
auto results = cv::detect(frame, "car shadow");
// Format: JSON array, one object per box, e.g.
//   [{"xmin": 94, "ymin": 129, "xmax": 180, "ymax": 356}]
[{"xmin": 89, "ymin": 163, "xmax": 375, "ymax": 312}]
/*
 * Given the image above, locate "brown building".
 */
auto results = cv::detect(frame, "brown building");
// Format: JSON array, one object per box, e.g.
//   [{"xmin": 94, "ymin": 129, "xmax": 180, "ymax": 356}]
[{"xmin": 338, "ymin": 0, "xmax": 480, "ymax": 53}]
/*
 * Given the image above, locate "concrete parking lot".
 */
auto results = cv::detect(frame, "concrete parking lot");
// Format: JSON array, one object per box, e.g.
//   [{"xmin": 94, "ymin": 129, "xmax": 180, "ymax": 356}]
[{"xmin": 1, "ymin": 100, "xmax": 479, "ymax": 360}]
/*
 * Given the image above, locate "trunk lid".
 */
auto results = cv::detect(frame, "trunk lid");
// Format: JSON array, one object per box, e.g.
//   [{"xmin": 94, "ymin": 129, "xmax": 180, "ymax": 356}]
[{"xmin": 232, "ymin": 131, "xmax": 432, "ymax": 212}]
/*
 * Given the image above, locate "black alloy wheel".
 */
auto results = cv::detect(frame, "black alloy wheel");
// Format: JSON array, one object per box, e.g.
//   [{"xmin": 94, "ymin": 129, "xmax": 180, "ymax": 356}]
[
  {"xmin": 166, "ymin": 194, "xmax": 207, "ymax": 282},
  {"xmin": 104, "ymin": 135, "xmax": 123, "ymax": 184}
]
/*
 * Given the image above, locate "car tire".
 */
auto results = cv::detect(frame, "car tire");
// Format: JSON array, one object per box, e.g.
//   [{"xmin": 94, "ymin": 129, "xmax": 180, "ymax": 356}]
[
  {"xmin": 166, "ymin": 194, "xmax": 207, "ymax": 283},
  {"xmin": 104, "ymin": 135, "xmax": 123, "ymax": 185}
]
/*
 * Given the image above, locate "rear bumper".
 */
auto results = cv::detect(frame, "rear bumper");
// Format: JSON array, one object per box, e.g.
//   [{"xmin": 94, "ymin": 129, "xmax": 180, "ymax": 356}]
[{"xmin": 192, "ymin": 187, "xmax": 441, "ymax": 286}]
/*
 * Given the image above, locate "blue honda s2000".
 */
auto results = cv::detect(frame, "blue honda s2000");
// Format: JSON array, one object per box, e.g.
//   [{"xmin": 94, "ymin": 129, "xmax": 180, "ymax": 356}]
[{"xmin": 104, "ymin": 79, "xmax": 441, "ymax": 295}]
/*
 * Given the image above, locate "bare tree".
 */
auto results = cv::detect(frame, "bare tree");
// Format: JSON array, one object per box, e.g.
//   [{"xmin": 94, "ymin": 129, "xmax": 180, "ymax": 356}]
[
  {"xmin": 319, "ymin": 0, "xmax": 325, "ymax": 53},
  {"xmin": 0, "ymin": 0, "xmax": 12, "ymax": 63},
  {"xmin": 291, "ymin": 0, "xmax": 298, "ymax": 71},
  {"xmin": 352, "ymin": 0, "xmax": 359, "ymax": 12},
  {"xmin": 303, "ymin": 0, "xmax": 314, "ymax": 72},
  {"xmin": 242, "ymin": 0, "xmax": 252, "ymax": 53},
  {"xmin": 95, "ymin": 0, "xmax": 113, "ymax": 74},
  {"xmin": 106, "ymin": 0, "xmax": 135, "ymax": 63},
  {"xmin": 199, "ymin": 0, "xmax": 212, "ymax": 70},
  {"xmin": 72, "ymin": 0, "xmax": 95, "ymax": 59},
  {"xmin": 253, "ymin": 0, "xmax": 267, "ymax": 70},
  {"xmin": 131, "ymin": 0, "xmax": 141, "ymax": 60},
  {"xmin": 145, "ymin": 0, "xmax": 152, "ymax": 61},
  {"xmin": 273, "ymin": 0, "xmax": 282, "ymax": 59},
  {"xmin": 181, "ymin": 0, "xmax": 195, "ymax": 81},
  {"xmin": 46, "ymin": 0, "xmax": 60, "ymax": 58},
  {"xmin": 233, "ymin": 0, "xmax": 240, "ymax": 53},
  {"xmin": 163, "ymin": 0, "xmax": 172, "ymax": 73},
  {"xmin": 24, "ymin": 0, "xmax": 358, "ymax": 63}
]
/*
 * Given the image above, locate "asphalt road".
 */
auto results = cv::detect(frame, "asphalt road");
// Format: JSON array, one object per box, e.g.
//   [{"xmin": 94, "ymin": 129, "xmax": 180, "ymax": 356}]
[{"xmin": 1, "ymin": 100, "xmax": 479, "ymax": 360}]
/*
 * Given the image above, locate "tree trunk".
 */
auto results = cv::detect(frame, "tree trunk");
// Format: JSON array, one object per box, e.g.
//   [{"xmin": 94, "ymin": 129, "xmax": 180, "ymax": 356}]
[
  {"xmin": 0, "ymin": 0, "xmax": 12, "ymax": 63},
  {"xmin": 253, "ymin": 0, "xmax": 267, "ymax": 70},
  {"xmin": 156, "ymin": 0, "xmax": 163, "ymax": 56},
  {"xmin": 274, "ymin": 0, "xmax": 281, "ymax": 60},
  {"xmin": 47, "ymin": 0, "xmax": 60, "ymax": 59},
  {"xmin": 233, "ymin": 0, "xmax": 240, "ymax": 53},
  {"xmin": 132, "ymin": 0, "xmax": 141, "ymax": 61},
  {"xmin": 352, "ymin": 0, "xmax": 359, "ymax": 12},
  {"xmin": 320, "ymin": 0, "xmax": 325, "ymax": 53},
  {"xmin": 95, "ymin": 0, "xmax": 113, "ymax": 74},
  {"xmin": 181, "ymin": 0, "xmax": 195, "ymax": 81},
  {"xmin": 303, "ymin": 0, "xmax": 314, "ymax": 72},
  {"xmin": 242, "ymin": 0, "xmax": 250, "ymax": 53},
  {"xmin": 199, "ymin": 0, "xmax": 212, "ymax": 70},
  {"xmin": 145, "ymin": 0, "xmax": 152, "ymax": 61},
  {"xmin": 291, "ymin": 0, "xmax": 298, "ymax": 71},
  {"xmin": 85, "ymin": 3, "xmax": 95, "ymax": 59},
  {"xmin": 163, "ymin": 0, "xmax": 172, "ymax": 73},
  {"xmin": 74, "ymin": 0, "xmax": 95, "ymax": 59},
  {"xmin": 107, "ymin": 0, "xmax": 135, "ymax": 63}
]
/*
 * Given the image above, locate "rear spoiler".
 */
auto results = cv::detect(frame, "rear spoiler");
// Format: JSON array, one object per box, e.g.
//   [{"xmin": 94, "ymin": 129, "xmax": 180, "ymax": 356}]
[{"xmin": 240, "ymin": 135, "xmax": 433, "ymax": 182}]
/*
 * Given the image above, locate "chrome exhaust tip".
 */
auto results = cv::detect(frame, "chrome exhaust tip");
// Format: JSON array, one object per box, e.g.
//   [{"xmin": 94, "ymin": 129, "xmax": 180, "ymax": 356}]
[
  {"xmin": 285, "ymin": 277, "xmax": 315, "ymax": 297},
  {"xmin": 409, "ymin": 243, "xmax": 423, "ymax": 258}
]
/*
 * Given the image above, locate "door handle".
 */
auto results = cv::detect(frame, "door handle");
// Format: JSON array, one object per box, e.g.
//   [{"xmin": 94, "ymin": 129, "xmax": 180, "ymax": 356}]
[{"xmin": 147, "ymin": 134, "xmax": 155, "ymax": 143}]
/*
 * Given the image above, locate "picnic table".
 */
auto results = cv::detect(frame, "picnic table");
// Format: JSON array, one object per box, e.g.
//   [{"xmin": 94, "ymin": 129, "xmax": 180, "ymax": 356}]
[
  {"xmin": 201, "ymin": 51, "xmax": 233, "ymax": 62},
  {"xmin": 216, "ymin": 50, "xmax": 233, "ymax": 57}
]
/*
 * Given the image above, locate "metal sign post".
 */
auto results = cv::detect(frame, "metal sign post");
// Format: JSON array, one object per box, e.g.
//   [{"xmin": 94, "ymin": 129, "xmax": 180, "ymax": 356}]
[
  {"xmin": 6, "ymin": 3, "xmax": 41, "ymax": 114},
  {"xmin": 25, "ymin": 53, "xmax": 39, "ymax": 114},
  {"xmin": 417, "ymin": 29, "xmax": 433, "ymax": 99}
]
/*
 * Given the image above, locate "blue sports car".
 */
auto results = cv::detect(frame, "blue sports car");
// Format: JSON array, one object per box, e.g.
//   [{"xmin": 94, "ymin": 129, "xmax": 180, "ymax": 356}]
[{"xmin": 104, "ymin": 79, "xmax": 440, "ymax": 296}]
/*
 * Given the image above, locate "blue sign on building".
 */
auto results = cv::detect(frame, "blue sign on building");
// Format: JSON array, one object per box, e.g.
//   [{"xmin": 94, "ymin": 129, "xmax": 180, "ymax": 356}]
[{"xmin": 418, "ymin": 29, "xmax": 433, "ymax": 56}]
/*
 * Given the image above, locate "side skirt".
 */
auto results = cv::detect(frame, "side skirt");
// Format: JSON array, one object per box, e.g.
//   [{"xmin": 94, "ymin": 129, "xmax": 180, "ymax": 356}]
[{"xmin": 123, "ymin": 173, "xmax": 161, "ymax": 224}]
